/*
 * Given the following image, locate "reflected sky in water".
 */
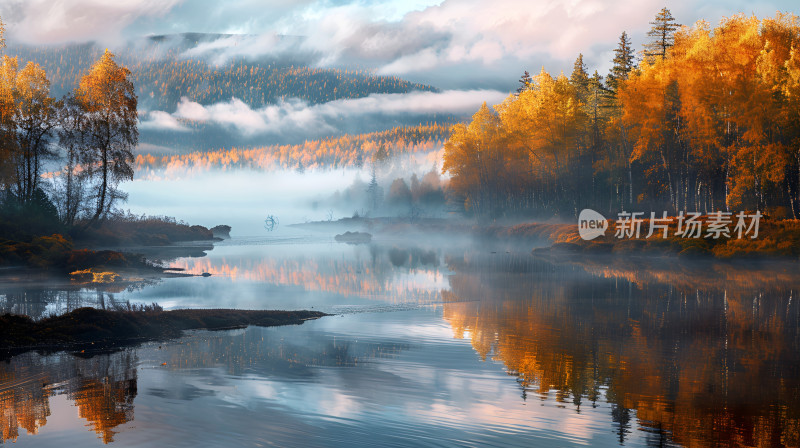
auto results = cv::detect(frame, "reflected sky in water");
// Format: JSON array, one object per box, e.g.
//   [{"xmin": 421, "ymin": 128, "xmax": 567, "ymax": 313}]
[{"xmin": 2, "ymin": 233, "xmax": 800, "ymax": 447}]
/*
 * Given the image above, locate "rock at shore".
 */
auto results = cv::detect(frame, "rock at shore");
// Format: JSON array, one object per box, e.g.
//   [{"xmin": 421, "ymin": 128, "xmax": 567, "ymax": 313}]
[
  {"xmin": 210, "ymin": 225, "xmax": 232, "ymax": 239},
  {"xmin": 335, "ymin": 231, "xmax": 372, "ymax": 244}
]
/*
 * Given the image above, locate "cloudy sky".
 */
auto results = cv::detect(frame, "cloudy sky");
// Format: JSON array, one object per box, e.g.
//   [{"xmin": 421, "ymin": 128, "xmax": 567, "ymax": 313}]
[
  {"xmin": 2, "ymin": 0, "xmax": 797, "ymax": 147},
  {"xmin": 2, "ymin": 0, "xmax": 797, "ymax": 90}
]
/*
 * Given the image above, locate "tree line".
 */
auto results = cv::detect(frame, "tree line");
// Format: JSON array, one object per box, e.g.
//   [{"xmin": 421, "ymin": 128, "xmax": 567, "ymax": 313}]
[
  {"xmin": 0, "ymin": 17, "xmax": 138, "ymax": 231},
  {"xmin": 135, "ymin": 123, "xmax": 450, "ymax": 175},
  {"xmin": 443, "ymin": 10, "xmax": 800, "ymax": 219}
]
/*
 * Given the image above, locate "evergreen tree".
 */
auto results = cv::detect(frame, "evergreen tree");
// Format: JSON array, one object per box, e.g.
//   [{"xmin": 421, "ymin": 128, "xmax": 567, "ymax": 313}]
[
  {"xmin": 516, "ymin": 70, "xmax": 532, "ymax": 96},
  {"xmin": 587, "ymin": 71, "xmax": 607, "ymax": 145},
  {"xmin": 0, "ymin": 15, "xmax": 5, "ymax": 52},
  {"xmin": 570, "ymin": 54, "xmax": 590, "ymax": 103},
  {"xmin": 607, "ymin": 31, "xmax": 635, "ymax": 94},
  {"xmin": 644, "ymin": 8, "xmax": 680, "ymax": 62},
  {"xmin": 366, "ymin": 167, "xmax": 383, "ymax": 213}
]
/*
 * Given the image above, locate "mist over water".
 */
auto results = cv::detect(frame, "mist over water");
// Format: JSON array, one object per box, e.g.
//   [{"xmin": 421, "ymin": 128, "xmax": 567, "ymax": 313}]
[
  {"xmin": 125, "ymin": 147, "xmax": 448, "ymax": 235},
  {"xmin": 125, "ymin": 168, "xmax": 363, "ymax": 235}
]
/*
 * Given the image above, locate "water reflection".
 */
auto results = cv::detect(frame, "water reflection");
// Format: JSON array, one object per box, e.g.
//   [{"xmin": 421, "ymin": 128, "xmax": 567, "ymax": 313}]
[
  {"xmin": 0, "ymin": 286, "xmax": 156, "ymax": 320},
  {"xmin": 1, "ymin": 237, "xmax": 800, "ymax": 447},
  {"xmin": 443, "ymin": 254, "xmax": 800, "ymax": 447},
  {"xmin": 0, "ymin": 350, "xmax": 137, "ymax": 443},
  {"xmin": 0, "ymin": 325, "xmax": 412, "ymax": 445},
  {"xmin": 160, "ymin": 238, "xmax": 448, "ymax": 307}
]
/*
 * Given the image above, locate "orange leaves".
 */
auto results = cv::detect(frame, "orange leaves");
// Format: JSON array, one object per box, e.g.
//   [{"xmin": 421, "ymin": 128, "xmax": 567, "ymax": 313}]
[
  {"xmin": 136, "ymin": 124, "xmax": 450, "ymax": 176},
  {"xmin": 619, "ymin": 13, "xmax": 800, "ymax": 211},
  {"xmin": 76, "ymin": 50, "xmax": 136, "ymax": 117}
]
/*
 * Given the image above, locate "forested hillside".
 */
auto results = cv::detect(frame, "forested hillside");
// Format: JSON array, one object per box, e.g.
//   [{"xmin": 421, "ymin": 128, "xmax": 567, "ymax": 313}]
[
  {"xmin": 9, "ymin": 34, "xmax": 436, "ymax": 111},
  {"xmin": 135, "ymin": 123, "xmax": 450, "ymax": 175}
]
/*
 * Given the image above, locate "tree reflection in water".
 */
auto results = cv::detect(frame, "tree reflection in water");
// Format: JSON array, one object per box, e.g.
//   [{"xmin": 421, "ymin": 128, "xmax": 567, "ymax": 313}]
[
  {"xmin": 443, "ymin": 255, "xmax": 800, "ymax": 447},
  {"xmin": 0, "ymin": 350, "xmax": 137, "ymax": 443}
]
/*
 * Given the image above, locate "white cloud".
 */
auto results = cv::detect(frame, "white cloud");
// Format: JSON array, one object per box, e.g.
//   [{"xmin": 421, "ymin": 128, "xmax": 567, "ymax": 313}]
[
  {"xmin": 1, "ymin": 0, "xmax": 181, "ymax": 45},
  {"xmin": 140, "ymin": 110, "xmax": 189, "ymax": 132},
  {"xmin": 6, "ymin": 0, "xmax": 798, "ymax": 88},
  {"xmin": 166, "ymin": 89, "xmax": 506, "ymax": 136},
  {"xmin": 181, "ymin": 0, "xmax": 666, "ymax": 72}
]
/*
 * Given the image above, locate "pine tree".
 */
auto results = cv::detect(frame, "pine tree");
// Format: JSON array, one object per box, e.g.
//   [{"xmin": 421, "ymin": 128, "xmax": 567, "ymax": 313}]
[
  {"xmin": 644, "ymin": 8, "xmax": 680, "ymax": 62},
  {"xmin": 366, "ymin": 167, "xmax": 382, "ymax": 212},
  {"xmin": 0, "ymin": 15, "xmax": 5, "ymax": 52},
  {"xmin": 516, "ymin": 70, "xmax": 532, "ymax": 96},
  {"xmin": 570, "ymin": 54, "xmax": 590, "ymax": 103},
  {"xmin": 607, "ymin": 32, "xmax": 635, "ymax": 94}
]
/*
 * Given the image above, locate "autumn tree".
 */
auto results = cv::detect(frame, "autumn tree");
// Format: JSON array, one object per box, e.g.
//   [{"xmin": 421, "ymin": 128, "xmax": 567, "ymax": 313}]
[
  {"xmin": 0, "ymin": 56, "xmax": 15, "ymax": 194},
  {"xmin": 445, "ymin": 11, "xmax": 800, "ymax": 219},
  {"xmin": 443, "ymin": 103, "xmax": 512, "ymax": 216},
  {"xmin": 501, "ymin": 69, "xmax": 587, "ymax": 209},
  {"xmin": 387, "ymin": 177, "xmax": 412, "ymax": 209},
  {"xmin": 53, "ymin": 94, "xmax": 89, "ymax": 225},
  {"xmin": 75, "ymin": 50, "xmax": 138, "ymax": 226},
  {"xmin": 13, "ymin": 61, "xmax": 58, "ymax": 205}
]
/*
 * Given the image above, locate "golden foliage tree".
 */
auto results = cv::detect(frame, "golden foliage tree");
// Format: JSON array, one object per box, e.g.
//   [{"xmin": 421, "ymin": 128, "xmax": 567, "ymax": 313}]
[
  {"xmin": 75, "ymin": 49, "xmax": 138, "ymax": 226},
  {"xmin": 445, "ymin": 10, "xmax": 800, "ymax": 219}
]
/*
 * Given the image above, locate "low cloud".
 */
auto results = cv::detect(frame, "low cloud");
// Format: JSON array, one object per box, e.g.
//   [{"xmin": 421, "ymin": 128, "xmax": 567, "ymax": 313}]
[
  {"xmin": 175, "ymin": 0, "xmax": 669, "ymax": 75},
  {"xmin": 140, "ymin": 111, "xmax": 190, "ymax": 132},
  {"xmin": 160, "ymin": 89, "xmax": 507, "ymax": 136}
]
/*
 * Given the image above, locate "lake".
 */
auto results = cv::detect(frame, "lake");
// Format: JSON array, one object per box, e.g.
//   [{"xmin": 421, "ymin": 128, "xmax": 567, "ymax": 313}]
[{"xmin": 2, "ymin": 228, "xmax": 799, "ymax": 447}]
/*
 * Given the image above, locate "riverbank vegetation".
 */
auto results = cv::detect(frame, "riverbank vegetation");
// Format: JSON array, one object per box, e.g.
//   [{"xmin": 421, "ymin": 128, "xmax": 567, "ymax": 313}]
[
  {"xmin": 484, "ymin": 217, "xmax": 800, "ymax": 259},
  {"xmin": 0, "ymin": 21, "xmax": 223, "ymax": 274},
  {"xmin": 443, "ymin": 11, "xmax": 800, "ymax": 220}
]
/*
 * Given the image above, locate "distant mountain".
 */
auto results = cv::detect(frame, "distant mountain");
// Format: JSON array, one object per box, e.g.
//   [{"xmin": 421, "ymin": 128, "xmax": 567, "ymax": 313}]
[{"xmin": 7, "ymin": 35, "xmax": 438, "ymax": 112}]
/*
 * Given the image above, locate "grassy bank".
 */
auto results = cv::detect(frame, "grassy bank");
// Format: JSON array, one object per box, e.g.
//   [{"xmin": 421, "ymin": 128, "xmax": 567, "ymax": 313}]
[
  {"xmin": 0, "ymin": 234, "xmax": 164, "ymax": 278},
  {"xmin": 290, "ymin": 215, "xmax": 800, "ymax": 260},
  {"xmin": 485, "ymin": 217, "xmax": 800, "ymax": 260},
  {"xmin": 0, "ymin": 213, "xmax": 229, "ymax": 279},
  {"xmin": 0, "ymin": 307, "xmax": 329, "ymax": 355}
]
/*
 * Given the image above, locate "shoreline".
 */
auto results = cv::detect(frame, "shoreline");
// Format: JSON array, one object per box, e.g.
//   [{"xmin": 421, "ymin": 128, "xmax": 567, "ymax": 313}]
[
  {"xmin": 296, "ymin": 216, "xmax": 800, "ymax": 261},
  {"xmin": 0, "ymin": 307, "xmax": 329, "ymax": 359}
]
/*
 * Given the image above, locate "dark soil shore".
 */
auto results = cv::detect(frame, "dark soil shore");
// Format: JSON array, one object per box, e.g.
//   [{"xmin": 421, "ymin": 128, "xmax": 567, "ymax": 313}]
[{"xmin": 0, "ymin": 307, "xmax": 329, "ymax": 357}]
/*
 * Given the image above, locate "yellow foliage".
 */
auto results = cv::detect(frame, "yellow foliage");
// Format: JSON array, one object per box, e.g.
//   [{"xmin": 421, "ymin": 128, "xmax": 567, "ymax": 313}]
[{"xmin": 69, "ymin": 269, "xmax": 122, "ymax": 283}]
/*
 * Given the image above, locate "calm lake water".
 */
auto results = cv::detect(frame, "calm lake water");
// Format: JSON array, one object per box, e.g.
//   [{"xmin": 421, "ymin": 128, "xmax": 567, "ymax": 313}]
[{"xmin": 2, "ymin": 229, "xmax": 800, "ymax": 447}]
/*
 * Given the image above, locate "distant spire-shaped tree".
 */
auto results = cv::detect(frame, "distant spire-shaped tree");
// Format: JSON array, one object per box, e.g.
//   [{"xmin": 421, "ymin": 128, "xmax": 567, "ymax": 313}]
[
  {"xmin": 366, "ymin": 167, "xmax": 382, "ymax": 213},
  {"xmin": 644, "ymin": 8, "xmax": 680, "ymax": 62},
  {"xmin": 570, "ymin": 54, "xmax": 590, "ymax": 103},
  {"xmin": 607, "ymin": 31, "xmax": 635, "ymax": 95},
  {"xmin": 0, "ymin": 15, "xmax": 6, "ymax": 52},
  {"xmin": 516, "ymin": 70, "xmax": 532, "ymax": 96}
]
